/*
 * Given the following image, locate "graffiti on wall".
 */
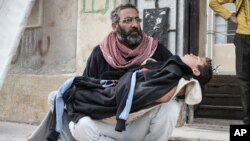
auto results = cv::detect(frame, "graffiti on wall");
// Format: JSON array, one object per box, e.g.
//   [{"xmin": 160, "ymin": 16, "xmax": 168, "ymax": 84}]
[
  {"xmin": 11, "ymin": 28, "xmax": 50, "ymax": 66},
  {"xmin": 82, "ymin": 0, "xmax": 118, "ymax": 15}
]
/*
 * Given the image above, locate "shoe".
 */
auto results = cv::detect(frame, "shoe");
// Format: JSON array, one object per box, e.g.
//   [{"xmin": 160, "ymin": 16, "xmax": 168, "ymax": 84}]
[{"xmin": 243, "ymin": 117, "xmax": 250, "ymax": 125}]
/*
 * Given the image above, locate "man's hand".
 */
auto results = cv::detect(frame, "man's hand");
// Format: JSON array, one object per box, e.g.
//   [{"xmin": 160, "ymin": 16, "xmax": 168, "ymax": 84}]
[{"xmin": 230, "ymin": 15, "xmax": 238, "ymax": 24}]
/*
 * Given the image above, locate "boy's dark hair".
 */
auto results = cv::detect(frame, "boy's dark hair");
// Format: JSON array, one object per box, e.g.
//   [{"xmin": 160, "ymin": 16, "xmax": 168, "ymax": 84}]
[
  {"xmin": 193, "ymin": 58, "xmax": 213, "ymax": 86},
  {"xmin": 111, "ymin": 3, "xmax": 139, "ymax": 23}
]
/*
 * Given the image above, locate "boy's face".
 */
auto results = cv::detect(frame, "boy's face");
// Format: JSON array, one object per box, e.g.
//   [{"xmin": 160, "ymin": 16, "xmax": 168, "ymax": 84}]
[{"xmin": 181, "ymin": 54, "xmax": 207, "ymax": 76}]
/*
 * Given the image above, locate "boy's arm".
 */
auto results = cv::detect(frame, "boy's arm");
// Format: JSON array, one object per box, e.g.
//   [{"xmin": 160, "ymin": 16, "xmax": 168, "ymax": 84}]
[{"xmin": 209, "ymin": 0, "xmax": 234, "ymax": 20}]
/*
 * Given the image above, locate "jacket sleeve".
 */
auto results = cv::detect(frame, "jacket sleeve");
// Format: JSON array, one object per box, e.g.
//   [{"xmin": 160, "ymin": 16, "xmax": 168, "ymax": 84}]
[
  {"xmin": 82, "ymin": 46, "xmax": 101, "ymax": 78},
  {"xmin": 151, "ymin": 42, "xmax": 173, "ymax": 62},
  {"xmin": 209, "ymin": 0, "xmax": 234, "ymax": 20}
]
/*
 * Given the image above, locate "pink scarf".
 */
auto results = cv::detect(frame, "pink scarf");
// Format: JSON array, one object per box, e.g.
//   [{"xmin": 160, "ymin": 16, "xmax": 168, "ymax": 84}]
[{"xmin": 100, "ymin": 31, "xmax": 158, "ymax": 69}]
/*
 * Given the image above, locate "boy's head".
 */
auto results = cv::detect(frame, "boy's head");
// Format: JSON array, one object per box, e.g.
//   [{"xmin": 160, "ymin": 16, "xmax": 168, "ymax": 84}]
[{"xmin": 181, "ymin": 54, "xmax": 213, "ymax": 86}]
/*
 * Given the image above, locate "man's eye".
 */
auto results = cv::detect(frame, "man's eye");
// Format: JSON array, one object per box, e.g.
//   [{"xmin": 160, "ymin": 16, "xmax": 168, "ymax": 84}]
[
  {"xmin": 135, "ymin": 17, "xmax": 141, "ymax": 22},
  {"xmin": 123, "ymin": 18, "xmax": 133, "ymax": 23},
  {"xmin": 121, "ymin": 17, "xmax": 142, "ymax": 24}
]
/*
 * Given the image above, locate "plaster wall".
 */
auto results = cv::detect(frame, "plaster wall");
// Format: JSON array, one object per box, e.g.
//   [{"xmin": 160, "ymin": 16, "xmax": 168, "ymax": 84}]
[
  {"xmin": 9, "ymin": 0, "xmax": 77, "ymax": 74},
  {"xmin": 0, "ymin": 0, "xmax": 78, "ymax": 123},
  {"xmin": 0, "ymin": 0, "xmax": 118, "ymax": 123},
  {"xmin": 76, "ymin": 0, "xmax": 120, "ymax": 73}
]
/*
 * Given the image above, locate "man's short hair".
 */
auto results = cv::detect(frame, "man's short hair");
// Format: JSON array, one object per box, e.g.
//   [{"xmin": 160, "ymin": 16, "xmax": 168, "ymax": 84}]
[{"xmin": 111, "ymin": 3, "xmax": 139, "ymax": 23}]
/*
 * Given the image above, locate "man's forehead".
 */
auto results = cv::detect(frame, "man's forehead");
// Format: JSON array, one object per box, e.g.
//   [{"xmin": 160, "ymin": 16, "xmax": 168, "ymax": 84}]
[{"xmin": 119, "ymin": 8, "xmax": 138, "ymax": 17}]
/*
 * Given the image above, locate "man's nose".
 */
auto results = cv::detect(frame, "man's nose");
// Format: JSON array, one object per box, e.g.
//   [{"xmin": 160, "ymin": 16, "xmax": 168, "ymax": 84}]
[
  {"xmin": 131, "ymin": 19, "xmax": 140, "ymax": 27},
  {"xmin": 131, "ymin": 22, "xmax": 140, "ymax": 28}
]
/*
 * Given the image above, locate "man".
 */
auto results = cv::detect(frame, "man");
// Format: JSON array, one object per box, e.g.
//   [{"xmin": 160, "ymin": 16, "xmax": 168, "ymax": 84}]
[
  {"xmin": 209, "ymin": 0, "xmax": 250, "ymax": 125},
  {"xmin": 67, "ymin": 3, "xmax": 177, "ymax": 141},
  {"xmin": 29, "ymin": 3, "xmax": 212, "ymax": 141},
  {"xmin": 64, "ymin": 4, "xmax": 212, "ymax": 141}
]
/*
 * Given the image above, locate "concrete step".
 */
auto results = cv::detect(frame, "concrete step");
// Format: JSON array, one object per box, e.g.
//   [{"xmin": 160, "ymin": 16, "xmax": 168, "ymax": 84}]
[
  {"xmin": 208, "ymin": 75, "xmax": 238, "ymax": 84},
  {"xmin": 169, "ymin": 118, "xmax": 244, "ymax": 141},
  {"xmin": 170, "ymin": 123, "xmax": 229, "ymax": 141},
  {"xmin": 202, "ymin": 93, "xmax": 241, "ymax": 106},
  {"xmin": 194, "ymin": 118, "xmax": 243, "ymax": 126},
  {"xmin": 204, "ymin": 75, "xmax": 241, "ymax": 96},
  {"xmin": 195, "ymin": 105, "xmax": 243, "ymax": 119},
  {"xmin": 205, "ymin": 83, "xmax": 241, "ymax": 95}
]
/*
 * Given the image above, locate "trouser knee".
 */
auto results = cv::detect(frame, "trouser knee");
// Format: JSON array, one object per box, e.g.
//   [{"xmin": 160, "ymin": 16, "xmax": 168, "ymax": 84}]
[
  {"xmin": 160, "ymin": 100, "xmax": 180, "ymax": 122},
  {"xmin": 69, "ymin": 117, "xmax": 100, "ymax": 141},
  {"xmin": 47, "ymin": 91, "xmax": 58, "ymax": 111}
]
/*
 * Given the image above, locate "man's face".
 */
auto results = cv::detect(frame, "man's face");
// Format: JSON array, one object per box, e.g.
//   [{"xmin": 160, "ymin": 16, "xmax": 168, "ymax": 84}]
[
  {"xmin": 114, "ymin": 8, "xmax": 142, "ymax": 47},
  {"xmin": 181, "ymin": 54, "xmax": 207, "ymax": 76}
]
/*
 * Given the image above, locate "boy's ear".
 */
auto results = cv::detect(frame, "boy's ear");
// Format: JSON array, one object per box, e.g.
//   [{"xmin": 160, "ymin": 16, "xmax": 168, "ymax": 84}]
[{"xmin": 192, "ymin": 68, "xmax": 200, "ymax": 76}]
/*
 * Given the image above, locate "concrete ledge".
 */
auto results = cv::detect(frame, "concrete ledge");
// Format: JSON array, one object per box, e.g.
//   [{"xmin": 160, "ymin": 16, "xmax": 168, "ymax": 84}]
[{"xmin": 0, "ymin": 74, "xmax": 75, "ymax": 124}]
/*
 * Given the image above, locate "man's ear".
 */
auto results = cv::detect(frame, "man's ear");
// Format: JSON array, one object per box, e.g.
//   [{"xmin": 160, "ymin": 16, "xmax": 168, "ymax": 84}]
[
  {"xmin": 192, "ymin": 68, "xmax": 200, "ymax": 76},
  {"xmin": 112, "ymin": 23, "xmax": 117, "ymax": 30}
]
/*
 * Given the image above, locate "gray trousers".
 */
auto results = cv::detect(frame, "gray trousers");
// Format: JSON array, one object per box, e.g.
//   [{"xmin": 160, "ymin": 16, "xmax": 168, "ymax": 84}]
[
  {"xmin": 28, "ymin": 91, "xmax": 75, "ymax": 141},
  {"xmin": 234, "ymin": 33, "xmax": 250, "ymax": 124},
  {"xmin": 28, "ymin": 111, "xmax": 75, "ymax": 141},
  {"xmin": 69, "ymin": 100, "xmax": 180, "ymax": 141},
  {"xmin": 29, "ymin": 91, "xmax": 180, "ymax": 141}
]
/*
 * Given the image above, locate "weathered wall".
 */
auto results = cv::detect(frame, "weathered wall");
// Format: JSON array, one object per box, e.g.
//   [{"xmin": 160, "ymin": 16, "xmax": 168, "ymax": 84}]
[
  {"xmin": 1, "ymin": 0, "xmax": 74, "ymax": 123},
  {"xmin": 76, "ymin": 0, "xmax": 120, "ymax": 73},
  {"xmin": 0, "ymin": 0, "xmax": 78, "ymax": 123},
  {"xmin": 0, "ymin": 74, "xmax": 71, "ymax": 124},
  {"xmin": 0, "ymin": 0, "xmax": 121, "ymax": 124},
  {"xmin": 9, "ymin": 0, "xmax": 77, "ymax": 74}
]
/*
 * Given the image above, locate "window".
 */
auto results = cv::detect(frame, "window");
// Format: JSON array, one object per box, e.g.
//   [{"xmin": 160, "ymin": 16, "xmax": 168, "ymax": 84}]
[
  {"xmin": 214, "ymin": 14, "xmax": 236, "ymax": 44},
  {"xmin": 214, "ymin": 3, "xmax": 236, "ymax": 44},
  {"xmin": 26, "ymin": 0, "xmax": 43, "ymax": 28}
]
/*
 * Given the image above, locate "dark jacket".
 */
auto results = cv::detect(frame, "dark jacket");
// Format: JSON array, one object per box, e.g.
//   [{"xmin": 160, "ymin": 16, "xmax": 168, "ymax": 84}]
[
  {"xmin": 65, "ymin": 56, "xmax": 193, "ymax": 132},
  {"xmin": 46, "ymin": 43, "xmax": 176, "ymax": 141},
  {"xmin": 83, "ymin": 43, "xmax": 173, "ymax": 80}
]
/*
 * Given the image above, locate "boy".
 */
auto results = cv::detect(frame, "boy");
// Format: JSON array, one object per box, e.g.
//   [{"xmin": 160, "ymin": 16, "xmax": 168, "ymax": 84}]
[{"xmin": 48, "ymin": 54, "xmax": 212, "ymax": 141}]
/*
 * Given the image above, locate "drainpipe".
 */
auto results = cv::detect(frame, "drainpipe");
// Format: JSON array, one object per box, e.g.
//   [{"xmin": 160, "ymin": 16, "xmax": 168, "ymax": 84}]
[{"xmin": 175, "ymin": 0, "xmax": 179, "ymax": 55}]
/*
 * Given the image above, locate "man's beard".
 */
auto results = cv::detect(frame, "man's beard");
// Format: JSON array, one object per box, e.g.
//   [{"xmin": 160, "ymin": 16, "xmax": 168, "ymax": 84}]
[{"xmin": 116, "ymin": 25, "xmax": 142, "ymax": 48}]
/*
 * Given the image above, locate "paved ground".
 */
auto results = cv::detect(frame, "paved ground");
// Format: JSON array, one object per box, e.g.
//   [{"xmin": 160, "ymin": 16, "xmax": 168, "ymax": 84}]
[
  {"xmin": 0, "ymin": 121, "xmax": 230, "ymax": 141},
  {"xmin": 0, "ymin": 121, "xmax": 37, "ymax": 141}
]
